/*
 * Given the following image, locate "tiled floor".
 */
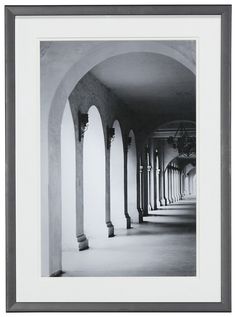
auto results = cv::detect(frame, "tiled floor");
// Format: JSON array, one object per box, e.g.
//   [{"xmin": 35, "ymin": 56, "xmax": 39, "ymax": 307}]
[{"xmin": 62, "ymin": 197, "xmax": 196, "ymax": 277}]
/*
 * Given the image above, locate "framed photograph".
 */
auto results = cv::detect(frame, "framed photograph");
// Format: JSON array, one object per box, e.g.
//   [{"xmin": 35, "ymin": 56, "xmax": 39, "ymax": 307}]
[{"xmin": 6, "ymin": 5, "xmax": 231, "ymax": 312}]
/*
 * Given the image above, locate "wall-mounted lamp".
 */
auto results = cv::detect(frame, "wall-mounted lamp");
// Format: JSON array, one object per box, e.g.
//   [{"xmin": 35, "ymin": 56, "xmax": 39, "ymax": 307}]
[
  {"xmin": 127, "ymin": 136, "xmax": 132, "ymax": 148},
  {"xmin": 107, "ymin": 126, "xmax": 115, "ymax": 149},
  {"xmin": 125, "ymin": 136, "xmax": 132, "ymax": 153},
  {"xmin": 78, "ymin": 111, "xmax": 89, "ymax": 141}
]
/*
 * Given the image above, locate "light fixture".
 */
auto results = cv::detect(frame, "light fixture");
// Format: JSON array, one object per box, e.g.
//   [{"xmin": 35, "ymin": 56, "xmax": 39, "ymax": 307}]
[
  {"xmin": 107, "ymin": 126, "xmax": 115, "ymax": 149},
  {"xmin": 127, "ymin": 136, "xmax": 132, "ymax": 148},
  {"xmin": 167, "ymin": 123, "xmax": 196, "ymax": 157},
  {"xmin": 78, "ymin": 111, "xmax": 89, "ymax": 141}
]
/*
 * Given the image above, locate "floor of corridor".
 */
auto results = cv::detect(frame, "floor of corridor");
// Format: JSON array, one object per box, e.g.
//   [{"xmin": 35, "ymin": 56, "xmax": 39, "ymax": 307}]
[{"xmin": 62, "ymin": 197, "xmax": 196, "ymax": 277}]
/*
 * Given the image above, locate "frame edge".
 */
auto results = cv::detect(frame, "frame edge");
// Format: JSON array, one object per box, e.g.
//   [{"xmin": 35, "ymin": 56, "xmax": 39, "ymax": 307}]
[{"xmin": 5, "ymin": 4, "xmax": 231, "ymax": 312}]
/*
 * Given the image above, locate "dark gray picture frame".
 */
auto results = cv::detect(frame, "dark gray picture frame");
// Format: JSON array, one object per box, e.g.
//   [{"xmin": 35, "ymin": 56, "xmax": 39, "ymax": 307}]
[{"xmin": 5, "ymin": 5, "xmax": 231, "ymax": 312}]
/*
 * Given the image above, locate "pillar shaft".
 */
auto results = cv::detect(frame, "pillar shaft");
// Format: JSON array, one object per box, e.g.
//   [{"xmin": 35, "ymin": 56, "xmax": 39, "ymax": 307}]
[
  {"xmin": 75, "ymin": 138, "xmax": 89, "ymax": 251},
  {"xmin": 124, "ymin": 146, "xmax": 131, "ymax": 228},
  {"xmin": 158, "ymin": 141, "xmax": 166, "ymax": 206},
  {"xmin": 137, "ymin": 155, "xmax": 143, "ymax": 223},
  {"xmin": 168, "ymin": 168, "xmax": 172, "ymax": 203},
  {"xmin": 105, "ymin": 150, "xmax": 114, "ymax": 237},
  {"xmin": 147, "ymin": 160, "xmax": 152, "ymax": 210},
  {"xmin": 154, "ymin": 153, "xmax": 160, "ymax": 209},
  {"xmin": 143, "ymin": 150, "xmax": 149, "ymax": 215},
  {"xmin": 164, "ymin": 169, "xmax": 169, "ymax": 205}
]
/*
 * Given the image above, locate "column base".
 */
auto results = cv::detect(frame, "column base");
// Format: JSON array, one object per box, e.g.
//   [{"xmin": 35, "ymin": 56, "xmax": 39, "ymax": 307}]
[
  {"xmin": 157, "ymin": 201, "xmax": 161, "ymax": 207},
  {"xmin": 138, "ymin": 208, "xmax": 143, "ymax": 223},
  {"xmin": 50, "ymin": 270, "xmax": 64, "ymax": 277},
  {"xmin": 126, "ymin": 216, "xmax": 131, "ymax": 229},
  {"xmin": 160, "ymin": 198, "xmax": 166, "ymax": 206},
  {"xmin": 139, "ymin": 215, "xmax": 143, "ymax": 223},
  {"xmin": 154, "ymin": 201, "xmax": 161, "ymax": 209},
  {"xmin": 106, "ymin": 221, "xmax": 115, "ymax": 237},
  {"xmin": 77, "ymin": 233, "xmax": 89, "ymax": 251}
]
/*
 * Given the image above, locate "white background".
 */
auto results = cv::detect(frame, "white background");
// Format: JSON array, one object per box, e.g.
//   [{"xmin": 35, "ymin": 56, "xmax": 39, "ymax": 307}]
[{"xmin": 0, "ymin": 0, "xmax": 234, "ymax": 316}]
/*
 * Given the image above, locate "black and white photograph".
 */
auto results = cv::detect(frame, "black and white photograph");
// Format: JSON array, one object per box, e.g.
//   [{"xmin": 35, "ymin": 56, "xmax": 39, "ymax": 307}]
[
  {"xmin": 5, "ymin": 4, "xmax": 231, "ymax": 312},
  {"xmin": 41, "ymin": 40, "xmax": 196, "ymax": 277}
]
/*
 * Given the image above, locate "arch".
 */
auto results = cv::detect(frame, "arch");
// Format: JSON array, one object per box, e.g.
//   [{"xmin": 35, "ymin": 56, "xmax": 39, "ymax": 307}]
[
  {"xmin": 83, "ymin": 105, "xmax": 107, "ymax": 240},
  {"xmin": 187, "ymin": 167, "xmax": 196, "ymax": 175},
  {"xmin": 165, "ymin": 155, "xmax": 180, "ymax": 172},
  {"xmin": 45, "ymin": 42, "xmax": 196, "ymax": 275},
  {"xmin": 184, "ymin": 163, "xmax": 195, "ymax": 175},
  {"xmin": 156, "ymin": 119, "xmax": 196, "ymax": 130},
  {"xmin": 110, "ymin": 120, "xmax": 125, "ymax": 229},
  {"xmin": 127, "ymin": 130, "xmax": 138, "ymax": 223},
  {"xmin": 145, "ymin": 120, "xmax": 196, "ymax": 144}
]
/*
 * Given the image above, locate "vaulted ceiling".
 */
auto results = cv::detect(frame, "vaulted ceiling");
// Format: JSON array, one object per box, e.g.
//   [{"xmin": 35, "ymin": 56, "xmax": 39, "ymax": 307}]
[{"xmin": 90, "ymin": 51, "xmax": 196, "ymax": 117}]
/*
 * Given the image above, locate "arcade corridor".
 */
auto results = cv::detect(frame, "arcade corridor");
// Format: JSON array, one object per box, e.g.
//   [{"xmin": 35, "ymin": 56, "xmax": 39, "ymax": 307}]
[
  {"xmin": 62, "ymin": 197, "xmax": 196, "ymax": 277},
  {"xmin": 41, "ymin": 40, "xmax": 197, "ymax": 277}
]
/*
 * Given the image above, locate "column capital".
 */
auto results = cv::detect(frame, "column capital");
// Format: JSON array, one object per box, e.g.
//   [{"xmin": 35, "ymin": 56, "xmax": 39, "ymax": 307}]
[
  {"xmin": 78, "ymin": 111, "xmax": 89, "ymax": 142},
  {"xmin": 147, "ymin": 165, "xmax": 152, "ymax": 172}
]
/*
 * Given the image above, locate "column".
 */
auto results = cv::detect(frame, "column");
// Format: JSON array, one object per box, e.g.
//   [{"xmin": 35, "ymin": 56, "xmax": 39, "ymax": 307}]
[
  {"xmin": 171, "ymin": 166, "xmax": 175, "ymax": 202},
  {"xmin": 189, "ymin": 174, "xmax": 193, "ymax": 195},
  {"xmin": 168, "ymin": 167, "xmax": 172, "ymax": 203},
  {"xmin": 177, "ymin": 170, "xmax": 180, "ymax": 201},
  {"xmin": 75, "ymin": 138, "xmax": 89, "ymax": 251},
  {"xmin": 176, "ymin": 168, "xmax": 179, "ymax": 201},
  {"xmin": 137, "ymin": 156, "xmax": 144, "ymax": 223},
  {"xmin": 143, "ymin": 149, "xmax": 149, "ymax": 215},
  {"xmin": 124, "ymin": 143, "xmax": 131, "ymax": 228},
  {"xmin": 105, "ymin": 149, "xmax": 114, "ymax": 237},
  {"xmin": 153, "ymin": 150, "xmax": 158, "ymax": 210},
  {"xmin": 158, "ymin": 142, "xmax": 165, "ymax": 206},
  {"xmin": 179, "ymin": 170, "xmax": 182, "ymax": 200},
  {"xmin": 173, "ymin": 165, "xmax": 177, "ymax": 202},
  {"xmin": 180, "ymin": 171, "xmax": 184, "ymax": 198},
  {"xmin": 164, "ymin": 168, "xmax": 169, "ymax": 205},
  {"xmin": 155, "ymin": 165, "xmax": 161, "ymax": 208},
  {"xmin": 149, "ymin": 143, "xmax": 155, "ymax": 210},
  {"xmin": 186, "ymin": 175, "xmax": 190, "ymax": 196},
  {"xmin": 147, "ymin": 150, "xmax": 152, "ymax": 210}
]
